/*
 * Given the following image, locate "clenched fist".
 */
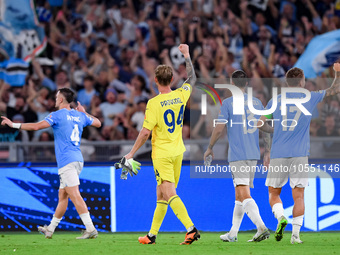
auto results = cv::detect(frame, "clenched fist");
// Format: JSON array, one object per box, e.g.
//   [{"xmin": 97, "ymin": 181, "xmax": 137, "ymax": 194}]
[
  {"xmin": 178, "ymin": 44, "xmax": 190, "ymax": 58},
  {"xmin": 334, "ymin": 62, "xmax": 340, "ymax": 72}
]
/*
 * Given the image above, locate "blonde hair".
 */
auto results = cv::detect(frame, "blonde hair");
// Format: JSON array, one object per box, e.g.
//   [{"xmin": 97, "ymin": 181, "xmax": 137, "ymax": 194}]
[{"xmin": 155, "ymin": 65, "xmax": 173, "ymax": 86}]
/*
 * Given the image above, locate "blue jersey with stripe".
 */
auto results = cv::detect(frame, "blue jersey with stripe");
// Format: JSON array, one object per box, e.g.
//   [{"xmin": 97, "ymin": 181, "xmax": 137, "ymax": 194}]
[
  {"xmin": 266, "ymin": 90, "xmax": 325, "ymax": 159},
  {"xmin": 45, "ymin": 109, "xmax": 93, "ymax": 168},
  {"xmin": 218, "ymin": 94, "xmax": 264, "ymax": 162}
]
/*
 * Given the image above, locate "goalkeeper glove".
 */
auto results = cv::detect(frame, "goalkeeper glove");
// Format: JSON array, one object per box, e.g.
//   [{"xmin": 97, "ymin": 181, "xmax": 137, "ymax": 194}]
[{"xmin": 114, "ymin": 157, "xmax": 141, "ymax": 177}]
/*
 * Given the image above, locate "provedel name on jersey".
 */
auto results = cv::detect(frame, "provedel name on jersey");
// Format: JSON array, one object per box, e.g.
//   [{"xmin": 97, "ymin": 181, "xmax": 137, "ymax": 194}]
[{"xmin": 160, "ymin": 98, "xmax": 183, "ymax": 107}]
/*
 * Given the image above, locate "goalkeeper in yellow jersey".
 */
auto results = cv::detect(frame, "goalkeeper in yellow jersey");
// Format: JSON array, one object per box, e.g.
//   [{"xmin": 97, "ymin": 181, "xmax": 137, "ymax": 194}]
[{"xmin": 124, "ymin": 44, "xmax": 199, "ymax": 245}]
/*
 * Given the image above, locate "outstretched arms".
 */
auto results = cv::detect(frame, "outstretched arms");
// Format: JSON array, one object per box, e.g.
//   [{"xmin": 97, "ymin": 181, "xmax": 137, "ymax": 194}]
[{"xmin": 1, "ymin": 116, "xmax": 50, "ymax": 131}]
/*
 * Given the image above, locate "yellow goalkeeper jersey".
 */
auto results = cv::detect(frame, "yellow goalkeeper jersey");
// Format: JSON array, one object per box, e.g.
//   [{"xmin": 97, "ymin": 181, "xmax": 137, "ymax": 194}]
[{"xmin": 143, "ymin": 83, "xmax": 192, "ymax": 159}]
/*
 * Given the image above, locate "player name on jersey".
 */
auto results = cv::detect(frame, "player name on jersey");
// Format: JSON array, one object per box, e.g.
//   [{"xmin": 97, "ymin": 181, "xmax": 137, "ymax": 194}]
[
  {"xmin": 67, "ymin": 115, "xmax": 81, "ymax": 122},
  {"xmin": 160, "ymin": 98, "xmax": 183, "ymax": 107}
]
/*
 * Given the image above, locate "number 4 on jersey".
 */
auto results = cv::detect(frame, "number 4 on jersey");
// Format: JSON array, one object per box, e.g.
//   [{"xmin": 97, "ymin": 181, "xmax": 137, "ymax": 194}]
[{"xmin": 70, "ymin": 124, "xmax": 80, "ymax": 145}]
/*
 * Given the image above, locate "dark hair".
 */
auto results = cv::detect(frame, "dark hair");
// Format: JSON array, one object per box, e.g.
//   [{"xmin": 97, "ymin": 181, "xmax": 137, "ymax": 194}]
[
  {"xmin": 326, "ymin": 113, "xmax": 336, "ymax": 119},
  {"xmin": 83, "ymin": 75, "xmax": 94, "ymax": 82},
  {"xmin": 56, "ymin": 69, "xmax": 67, "ymax": 75},
  {"xmin": 286, "ymin": 67, "xmax": 304, "ymax": 87},
  {"xmin": 231, "ymin": 70, "xmax": 248, "ymax": 88},
  {"xmin": 58, "ymin": 88, "xmax": 74, "ymax": 103},
  {"xmin": 155, "ymin": 65, "xmax": 173, "ymax": 86},
  {"xmin": 102, "ymin": 21, "xmax": 112, "ymax": 30},
  {"xmin": 134, "ymin": 75, "xmax": 146, "ymax": 90}
]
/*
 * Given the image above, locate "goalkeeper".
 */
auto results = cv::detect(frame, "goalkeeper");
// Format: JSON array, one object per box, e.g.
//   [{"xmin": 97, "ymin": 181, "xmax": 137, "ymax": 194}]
[{"xmin": 120, "ymin": 44, "xmax": 199, "ymax": 245}]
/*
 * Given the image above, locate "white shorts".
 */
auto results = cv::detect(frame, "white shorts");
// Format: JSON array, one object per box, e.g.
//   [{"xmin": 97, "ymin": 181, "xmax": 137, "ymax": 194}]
[
  {"xmin": 59, "ymin": 162, "xmax": 84, "ymax": 189},
  {"xmin": 265, "ymin": 157, "xmax": 309, "ymax": 188},
  {"xmin": 230, "ymin": 160, "xmax": 257, "ymax": 188}
]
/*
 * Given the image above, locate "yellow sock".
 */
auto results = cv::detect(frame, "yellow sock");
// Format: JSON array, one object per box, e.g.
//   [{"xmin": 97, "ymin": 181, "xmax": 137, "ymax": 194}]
[
  {"xmin": 149, "ymin": 200, "xmax": 168, "ymax": 236},
  {"xmin": 168, "ymin": 195, "xmax": 194, "ymax": 230}
]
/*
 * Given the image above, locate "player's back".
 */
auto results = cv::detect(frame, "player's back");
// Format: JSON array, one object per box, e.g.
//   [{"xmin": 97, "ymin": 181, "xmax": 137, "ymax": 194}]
[
  {"xmin": 268, "ymin": 90, "xmax": 325, "ymax": 159},
  {"xmin": 219, "ymin": 94, "xmax": 263, "ymax": 162},
  {"xmin": 143, "ymin": 83, "xmax": 191, "ymax": 159},
  {"xmin": 45, "ymin": 108, "xmax": 93, "ymax": 168}
]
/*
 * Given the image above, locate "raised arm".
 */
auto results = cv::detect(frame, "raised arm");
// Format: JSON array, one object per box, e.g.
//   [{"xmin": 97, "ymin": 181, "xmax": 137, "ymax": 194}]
[
  {"xmin": 324, "ymin": 63, "xmax": 340, "ymax": 98},
  {"xmin": 178, "ymin": 44, "xmax": 197, "ymax": 86},
  {"xmin": 31, "ymin": 58, "xmax": 46, "ymax": 81},
  {"xmin": 0, "ymin": 81, "xmax": 10, "ymax": 112}
]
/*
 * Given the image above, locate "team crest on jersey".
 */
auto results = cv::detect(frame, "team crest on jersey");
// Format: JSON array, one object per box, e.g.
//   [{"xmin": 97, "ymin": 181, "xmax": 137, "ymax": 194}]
[{"xmin": 182, "ymin": 85, "xmax": 189, "ymax": 91}]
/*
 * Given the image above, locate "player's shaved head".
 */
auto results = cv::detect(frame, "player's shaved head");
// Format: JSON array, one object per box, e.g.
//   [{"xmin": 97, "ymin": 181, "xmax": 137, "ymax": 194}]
[
  {"xmin": 58, "ymin": 88, "xmax": 74, "ymax": 103},
  {"xmin": 286, "ymin": 67, "xmax": 304, "ymax": 87},
  {"xmin": 155, "ymin": 65, "xmax": 173, "ymax": 86},
  {"xmin": 231, "ymin": 70, "xmax": 248, "ymax": 88}
]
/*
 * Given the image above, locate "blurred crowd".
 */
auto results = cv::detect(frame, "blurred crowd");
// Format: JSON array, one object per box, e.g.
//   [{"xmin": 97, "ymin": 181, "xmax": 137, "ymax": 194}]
[{"xmin": 0, "ymin": 0, "xmax": 340, "ymax": 159}]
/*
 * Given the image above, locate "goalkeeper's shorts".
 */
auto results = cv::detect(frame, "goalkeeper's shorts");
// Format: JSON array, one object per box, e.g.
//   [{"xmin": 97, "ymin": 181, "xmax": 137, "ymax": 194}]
[{"xmin": 152, "ymin": 154, "xmax": 183, "ymax": 188}]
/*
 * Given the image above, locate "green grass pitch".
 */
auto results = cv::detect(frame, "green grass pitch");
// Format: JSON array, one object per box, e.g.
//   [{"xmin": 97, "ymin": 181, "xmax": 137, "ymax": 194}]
[{"xmin": 0, "ymin": 232, "xmax": 339, "ymax": 255}]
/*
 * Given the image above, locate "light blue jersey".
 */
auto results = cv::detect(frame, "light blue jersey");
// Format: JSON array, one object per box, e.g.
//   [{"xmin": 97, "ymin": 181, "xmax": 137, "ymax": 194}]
[
  {"xmin": 266, "ymin": 90, "xmax": 325, "ymax": 159},
  {"xmin": 218, "ymin": 94, "xmax": 264, "ymax": 162},
  {"xmin": 44, "ymin": 109, "xmax": 93, "ymax": 168}
]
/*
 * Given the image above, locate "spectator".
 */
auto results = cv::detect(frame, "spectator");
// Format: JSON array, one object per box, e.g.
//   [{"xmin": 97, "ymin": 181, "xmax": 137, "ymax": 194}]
[
  {"xmin": 32, "ymin": 131, "xmax": 55, "ymax": 162},
  {"xmin": 6, "ymin": 114, "xmax": 29, "ymax": 162},
  {"xmin": 99, "ymin": 88, "xmax": 126, "ymax": 127},
  {"xmin": 77, "ymin": 75, "xmax": 98, "ymax": 110},
  {"xmin": 317, "ymin": 114, "xmax": 339, "ymax": 137},
  {"xmin": 27, "ymin": 80, "xmax": 56, "ymax": 140},
  {"xmin": 128, "ymin": 75, "xmax": 149, "ymax": 105},
  {"xmin": 0, "ymin": 0, "xmax": 339, "ymax": 157},
  {"xmin": 130, "ymin": 97, "xmax": 148, "ymax": 131}
]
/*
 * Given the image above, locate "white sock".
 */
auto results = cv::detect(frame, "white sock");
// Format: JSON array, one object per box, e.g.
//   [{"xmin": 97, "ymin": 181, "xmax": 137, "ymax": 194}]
[
  {"xmin": 47, "ymin": 216, "xmax": 62, "ymax": 232},
  {"xmin": 229, "ymin": 201, "xmax": 244, "ymax": 237},
  {"xmin": 292, "ymin": 215, "xmax": 304, "ymax": 237},
  {"xmin": 187, "ymin": 225, "xmax": 195, "ymax": 232},
  {"xmin": 243, "ymin": 198, "xmax": 266, "ymax": 232},
  {"xmin": 272, "ymin": 203, "xmax": 284, "ymax": 220},
  {"xmin": 80, "ymin": 212, "xmax": 95, "ymax": 232}
]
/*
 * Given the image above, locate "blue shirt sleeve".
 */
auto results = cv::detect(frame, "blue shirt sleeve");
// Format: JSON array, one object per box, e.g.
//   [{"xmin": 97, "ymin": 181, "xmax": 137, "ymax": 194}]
[
  {"xmin": 310, "ymin": 90, "xmax": 326, "ymax": 106},
  {"xmin": 44, "ymin": 112, "xmax": 58, "ymax": 126},
  {"xmin": 83, "ymin": 112, "xmax": 94, "ymax": 127},
  {"xmin": 257, "ymin": 99, "xmax": 265, "ymax": 111},
  {"xmin": 265, "ymin": 98, "xmax": 273, "ymax": 110},
  {"xmin": 218, "ymin": 100, "xmax": 229, "ymax": 120}
]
